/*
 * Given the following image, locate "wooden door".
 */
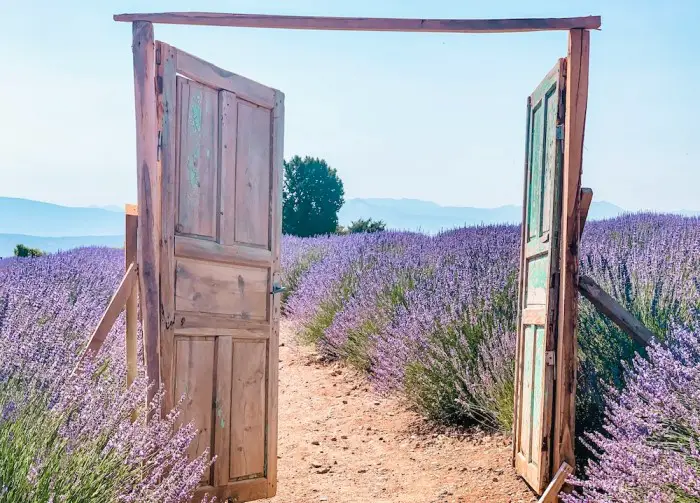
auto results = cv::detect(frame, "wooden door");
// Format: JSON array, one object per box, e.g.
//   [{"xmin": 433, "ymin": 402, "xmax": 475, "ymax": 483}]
[
  {"xmin": 156, "ymin": 42, "xmax": 284, "ymax": 502},
  {"xmin": 513, "ymin": 59, "xmax": 565, "ymax": 494}
]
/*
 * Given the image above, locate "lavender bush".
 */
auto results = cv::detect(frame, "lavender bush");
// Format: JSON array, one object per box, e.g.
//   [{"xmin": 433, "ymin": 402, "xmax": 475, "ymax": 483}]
[
  {"xmin": 564, "ymin": 327, "xmax": 700, "ymax": 502},
  {"xmin": 0, "ymin": 249, "xmax": 213, "ymax": 502}
]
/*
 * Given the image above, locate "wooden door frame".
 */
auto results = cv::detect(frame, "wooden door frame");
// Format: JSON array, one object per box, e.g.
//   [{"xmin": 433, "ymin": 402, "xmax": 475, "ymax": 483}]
[{"xmin": 125, "ymin": 14, "xmax": 594, "ymax": 493}]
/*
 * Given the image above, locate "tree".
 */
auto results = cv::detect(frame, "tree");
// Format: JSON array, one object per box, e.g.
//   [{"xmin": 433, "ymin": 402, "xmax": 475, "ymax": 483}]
[
  {"xmin": 283, "ymin": 155, "xmax": 345, "ymax": 237},
  {"xmin": 14, "ymin": 244, "xmax": 45, "ymax": 257},
  {"xmin": 347, "ymin": 218, "xmax": 386, "ymax": 234}
]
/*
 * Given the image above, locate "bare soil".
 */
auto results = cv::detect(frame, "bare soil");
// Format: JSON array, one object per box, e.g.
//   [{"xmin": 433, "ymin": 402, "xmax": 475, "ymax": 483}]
[{"xmin": 265, "ymin": 323, "xmax": 536, "ymax": 503}]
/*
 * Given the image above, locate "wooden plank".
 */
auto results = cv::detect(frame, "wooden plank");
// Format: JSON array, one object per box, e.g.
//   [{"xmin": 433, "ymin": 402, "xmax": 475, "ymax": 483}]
[
  {"xmin": 579, "ymin": 275, "xmax": 655, "ymax": 346},
  {"xmin": 266, "ymin": 89, "xmax": 284, "ymax": 496},
  {"xmin": 234, "ymin": 101, "xmax": 272, "ymax": 248},
  {"xmin": 114, "ymin": 12, "xmax": 602, "ymax": 33},
  {"xmin": 219, "ymin": 90, "xmax": 238, "ymax": 246},
  {"xmin": 579, "ymin": 187, "xmax": 593, "ymax": 234},
  {"xmin": 194, "ymin": 478, "xmax": 268, "ymax": 503},
  {"xmin": 176, "ymin": 77, "xmax": 219, "ymax": 239},
  {"xmin": 553, "ymin": 28, "xmax": 590, "ymax": 475},
  {"xmin": 175, "ymin": 235, "xmax": 272, "ymax": 267},
  {"xmin": 175, "ymin": 327, "xmax": 269, "ymax": 339},
  {"xmin": 538, "ymin": 462, "xmax": 574, "ymax": 503},
  {"xmin": 158, "ymin": 40, "xmax": 178, "ymax": 415},
  {"xmin": 174, "ymin": 337, "xmax": 215, "ymax": 484},
  {"xmin": 174, "ymin": 312, "xmax": 272, "ymax": 332},
  {"xmin": 230, "ymin": 341, "xmax": 267, "ymax": 479},
  {"xmin": 214, "ymin": 337, "xmax": 233, "ymax": 486},
  {"xmin": 175, "ymin": 47, "xmax": 275, "ymax": 109},
  {"xmin": 513, "ymin": 95, "xmax": 532, "ymax": 464},
  {"xmin": 79, "ymin": 262, "xmax": 138, "ymax": 364},
  {"xmin": 125, "ymin": 205, "xmax": 138, "ymax": 390},
  {"xmin": 132, "ymin": 21, "xmax": 161, "ymax": 412},
  {"xmin": 174, "ymin": 258, "xmax": 269, "ymax": 319}
]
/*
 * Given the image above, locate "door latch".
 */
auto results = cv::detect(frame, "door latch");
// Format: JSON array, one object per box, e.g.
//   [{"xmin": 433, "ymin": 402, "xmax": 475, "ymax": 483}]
[{"xmin": 271, "ymin": 283, "xmax": 287, "ymax": 295}]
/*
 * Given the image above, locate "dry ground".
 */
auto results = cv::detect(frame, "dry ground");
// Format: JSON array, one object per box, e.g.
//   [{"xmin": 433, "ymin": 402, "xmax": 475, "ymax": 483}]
[{"xmin": 264, "ymin": 323, "xmax": 536, "ymax": 503}]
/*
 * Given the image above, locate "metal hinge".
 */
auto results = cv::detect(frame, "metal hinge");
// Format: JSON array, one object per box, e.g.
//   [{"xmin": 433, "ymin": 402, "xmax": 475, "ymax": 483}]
[
  {"xmin": 157, "ymin": 130, "xmax": 162, "ymax": 162},
  {"xmin": 556, "ymin": 125, "xmax": 565, "ymax": 140},
  {"xmin": 155, "ymin": 47, "xmax": 161, "ymax": 65},
  {"xmin": 546, "ymin": 351, "xmax": 556, "ymax": 367}
]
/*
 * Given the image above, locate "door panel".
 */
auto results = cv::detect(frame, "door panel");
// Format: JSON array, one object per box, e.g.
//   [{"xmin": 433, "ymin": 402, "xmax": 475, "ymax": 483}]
[
  {"xmin": 157, "ymin": 41, "xmax": 284, "ymax": 502},
  {"xmin": 514, "ymin": 59, "xmax": 565, "ymax": 494}
]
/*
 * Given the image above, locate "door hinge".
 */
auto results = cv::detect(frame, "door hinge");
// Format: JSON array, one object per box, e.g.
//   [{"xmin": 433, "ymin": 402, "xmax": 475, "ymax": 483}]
[
  {"xmin": 157, "ymin": 130, "xmax": 162, "ymax": 162},
  {"xmin": 155, "ymin": 47, "xmax": 161, "ymax": 65},
  {"xmin": 556, "ymin": 124, "xmax": 565, "ymax": 140},
  {"xmin": 546, "ymin": 350, "xmax": 555, "ymax": 367}
]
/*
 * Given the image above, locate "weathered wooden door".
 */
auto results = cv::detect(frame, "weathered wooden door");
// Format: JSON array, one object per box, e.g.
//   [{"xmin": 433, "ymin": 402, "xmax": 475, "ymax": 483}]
[
  {"xmin": 156, "ymin": 42, "xmax": 284, "ymax": 502},
  {"xmin": 513, "ymin": 59, "xmax": 565, "ymax": 494}
]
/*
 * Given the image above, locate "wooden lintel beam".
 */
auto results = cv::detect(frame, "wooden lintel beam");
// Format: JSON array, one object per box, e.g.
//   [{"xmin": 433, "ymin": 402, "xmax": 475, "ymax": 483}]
[
  {"xmin": 538, "ymin": 462, "xmax": 574, "ymax": 503},
  {"xmin": 578, "ymin": 275, "xmax": 656, "ymax": 347},
  {"xmin": 579, "ymin": 187, "xmax": 593, "ymax": 234},
  {"xmin": 77, "ymin": 262, "xmax": 138, "ymax": 368},
  {"xmin": 114, "ymin": 12, "xmax": 601, "ymax": 33}
]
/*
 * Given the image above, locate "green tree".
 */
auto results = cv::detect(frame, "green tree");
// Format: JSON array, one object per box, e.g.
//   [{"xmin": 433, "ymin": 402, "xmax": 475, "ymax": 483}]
[
  {"xmin": 14, "ymin": 244, "xmax": 45, "ymax": 258},
  {"xmin": 347, "ymin": 218, "xmax": 386, "ymax": 234},
  {"xmin": 283, "ymin": 155, "xmax": 345, "ymax": 237}
]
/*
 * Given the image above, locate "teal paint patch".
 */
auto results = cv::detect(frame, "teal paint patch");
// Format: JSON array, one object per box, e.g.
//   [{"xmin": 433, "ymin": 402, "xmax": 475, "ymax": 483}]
[{"xmin": 189, "ymin": 92, "xmax": 202, "ymax": 133}]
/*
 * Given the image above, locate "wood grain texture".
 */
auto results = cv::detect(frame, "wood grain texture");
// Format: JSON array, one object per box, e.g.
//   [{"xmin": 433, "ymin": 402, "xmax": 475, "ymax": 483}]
[
  {"xmin": 176, "ymin": 76, "xmax": 219, "ymax": 239},
  {"xmin": 174, "ymin": 258, "xmax": 269, "ymax": 319},
  {"xmin": 214, "ymin": 336, "xmax": 233, "ymax": 486},
  {"xmin": 176, "ymin": 47, "xmax": 275, "ymax": 109},
  {"xmin": 230, "ymin": 341, "xmax": 267, "ymax": 479},
  {"xmin": 158, "ymin": 40, "xmax": 178, "ymax": 415},
  {"xmin": 174, "ymin": 337, "xmax": 215, "ymax": 483},
  {"xmin": 266, "ymin": 89, "xmax": 285, "ymax": 496},
  {"xmin": 175, "ymin": 235, "xmax": 272, "ymax": 267},
  {"xmin": 132, "ymin": 21, "xmax": 161, "ymax": 413},
  {"xmin": 579, "ymin": 187, "xmax": 593, "ymax": 235},
  {"xmin": 219, "ymin": 90, "xmax": 238, "ymax": 246},
  {"xmin": 79, "ymin": 262, "xmax": 137, "ymax": 363},
  {"xmin": 538, "ymin": 462, "xmax": 574, "ymax": 503},
  {"xmin": 553, "ymin": 28, "xmax": 590, "ymax": 475},
  {"xmin": 235, "ymin": 101, "xmax": 272, "ymax": 248},
  {"xmin": 194, "ymin": 478, "xmax": 268, "ymax": 503},
  {"xmin": 513, "ymin": 95, "xmax": 532, "ymax": 465},
  {"xmin": 114, "ymin": 12, "xmax": 602, "ymax": 32},
  {"xmin": 579, "ymin": 275, "xmax": 655, "ymax": 346},
  {"xmin": 125, "ymin": 206, "xmax": 138, "ymax": 390},
  {"xmin": 175, "ymin": 312, "xmax": 271, "ymax": 332}
]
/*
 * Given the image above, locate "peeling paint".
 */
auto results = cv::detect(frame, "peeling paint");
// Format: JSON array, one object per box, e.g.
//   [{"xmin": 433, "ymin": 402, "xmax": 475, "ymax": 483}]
[{"xmin": 189, "ymin": 92, "xmax": 202, "ymax": 133}]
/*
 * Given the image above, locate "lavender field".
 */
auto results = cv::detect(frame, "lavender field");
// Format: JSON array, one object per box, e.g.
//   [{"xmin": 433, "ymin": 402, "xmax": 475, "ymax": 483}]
[
  {"xmin": 0, "ymin": 213, "xmax": 699, "ymax": 501},
  {"xmin": 283, "ymin": 214, "xmax": 700, "ymax": 501}
]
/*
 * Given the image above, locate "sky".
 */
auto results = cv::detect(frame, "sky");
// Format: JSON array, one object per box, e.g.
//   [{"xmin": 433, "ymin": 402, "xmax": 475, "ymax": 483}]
[{"xmin": 0, "ymin": 0, "xmax": 698, "ymax": 212}]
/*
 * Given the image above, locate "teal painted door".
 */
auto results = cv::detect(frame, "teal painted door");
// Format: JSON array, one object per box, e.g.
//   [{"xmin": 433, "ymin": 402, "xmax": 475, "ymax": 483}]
[{"xmin": 514, "ymin": 59, "xmax": 565, "ymax": 494}]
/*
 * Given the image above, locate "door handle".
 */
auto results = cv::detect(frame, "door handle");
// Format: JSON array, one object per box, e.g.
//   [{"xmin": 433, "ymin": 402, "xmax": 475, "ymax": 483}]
[{"xmin": 271, "ymin": 283, "xmax": 287, "ymax": 295}]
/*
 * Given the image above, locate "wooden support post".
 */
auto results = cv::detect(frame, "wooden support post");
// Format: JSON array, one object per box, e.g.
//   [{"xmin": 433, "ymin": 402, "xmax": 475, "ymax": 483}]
[
  {"xmin": 538, "ymin": 462, "xmax": 574, "ymax": 503},
  {"xmin": 579, "ymin": 187, "xmax": 593, "ymax": 235},
  {"xmin": 132, "ymin": 20, "xmax": 161, "ymax": 415},
  {"xmin": 125, "ymin": 204, "xmax": 138, "ymax": 390},
  {"xmin": 553, "ymin": 28, "xmax": 590, "ymax": 475},
  {"xmin": 76, "ymin": 262, "xmax": 138, "ymax": 370},
  {"xmin": 578, "ymin": 275, "xmax": 656, "ymax": 346}
]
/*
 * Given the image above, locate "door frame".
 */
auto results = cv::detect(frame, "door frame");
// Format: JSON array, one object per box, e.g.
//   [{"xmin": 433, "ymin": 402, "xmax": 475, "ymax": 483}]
[{"xmin": 126, "ymin": 16, "xmax": 592, "ymax": 496}]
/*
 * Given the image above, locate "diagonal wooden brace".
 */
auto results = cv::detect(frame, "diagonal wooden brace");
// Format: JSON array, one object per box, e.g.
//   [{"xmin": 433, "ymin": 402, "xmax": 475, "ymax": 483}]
[
  {"xmin": 538, "ymin": 462, "xmax": 574, "ymax": 503},
  {"xmin": 74, "ymin": 262, "xmax": 138, "ymax": 372}
]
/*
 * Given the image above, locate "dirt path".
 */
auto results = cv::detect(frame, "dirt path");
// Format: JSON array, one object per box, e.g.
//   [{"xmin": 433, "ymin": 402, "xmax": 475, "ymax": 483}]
[{"xmin": 265, "ymin": 323, "xmax": 536, "ymax": 503}]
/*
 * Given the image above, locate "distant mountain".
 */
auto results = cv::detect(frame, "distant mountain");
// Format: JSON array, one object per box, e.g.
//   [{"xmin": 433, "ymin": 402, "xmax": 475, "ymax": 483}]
[
  {"xmin": 0, "ymin": 233, "xmax": 123, "ymax": 258},
  {"xmin": 0, "ymin": 197, "xmax": 124, "ymax": 237},
  {"xmin": 338, "ymin": 198, "xmax": 628, "ymax": 234}
]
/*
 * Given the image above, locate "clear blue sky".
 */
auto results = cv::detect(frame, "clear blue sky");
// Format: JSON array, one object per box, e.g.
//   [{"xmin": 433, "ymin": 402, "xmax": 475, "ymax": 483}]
[{"xmin": 1, "ymin": 1, "xmax": 698, "ymax": 211}]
